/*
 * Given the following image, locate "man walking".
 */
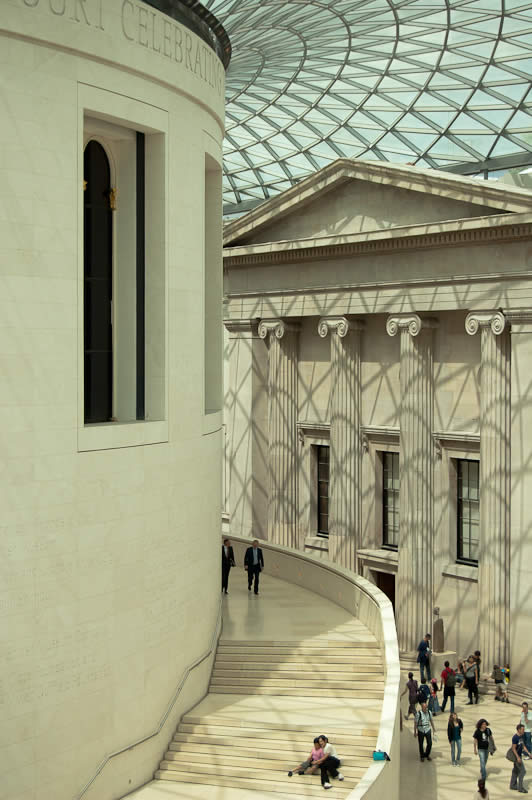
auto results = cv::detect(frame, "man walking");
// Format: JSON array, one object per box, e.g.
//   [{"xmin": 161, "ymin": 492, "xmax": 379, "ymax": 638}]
[
  {"xmin": 244, "ymin": 539, "xmax": 264, "ymax": 595},
  {"xmin": 417, "ymin": 633, "xmax": 432, "ymax": 682},
  {"xmin": 521, "ymin": 703, "xmax": 532, "ymax": 759},
  {"xmin": 440, "ymin": 660, "xmax": 457, "ymax": 713},
  {"xmin": 414, "ymin": 700, "xmax": 435, "ymax": 762},
  {"xmin": 510, "ymin": 723, "xmax": 531, "ymax": 793},
  {"xmin": 221, "ymin": 538, "xmax": 235, "ymax": 594}
]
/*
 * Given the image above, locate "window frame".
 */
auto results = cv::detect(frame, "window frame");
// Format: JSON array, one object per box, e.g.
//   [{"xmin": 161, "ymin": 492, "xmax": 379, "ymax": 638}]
[
  {"xmin": 382, "ymin": 451, "xmax": 400, "ymax": 550},
  {"xmin": 316, "ymin": 444, "xmax": 330, "ymax": 538},
  {"xmin": 456, "ymin": 458, "xmax": 479, "ymax": 566},
  {"xmin": 77, "ymin": 85, "xmax": 169, "ymax": 452}
]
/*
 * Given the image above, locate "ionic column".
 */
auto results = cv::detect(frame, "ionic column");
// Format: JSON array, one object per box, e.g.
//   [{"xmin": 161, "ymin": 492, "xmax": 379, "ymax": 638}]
[
  {"xmin": 466, "ymin": 310, "xmax": 510, "ymax": 667},
  {"xmin": 387, "ymin": 313, "xmax": 437, "ymax": 653},
  {"xmin": 318, "ymin": 316, "xmax": 363, "ymax": 572},
  {"xmin": 258, "ymin": 319, "xmax": 300, "ymax": 548}
]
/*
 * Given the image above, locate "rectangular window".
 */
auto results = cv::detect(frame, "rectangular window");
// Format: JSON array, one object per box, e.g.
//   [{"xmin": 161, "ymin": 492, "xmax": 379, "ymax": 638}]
[
  {"xmin": 457, "ymin": 459, "xmax": 479, "ymax": 565},
  {"xmin": 317, "ymin": 445, "xmax": 329, "ymax": 537},
  {"xmin": 382, "ymin": 452, "xmax": 399, "ymax": 549}
]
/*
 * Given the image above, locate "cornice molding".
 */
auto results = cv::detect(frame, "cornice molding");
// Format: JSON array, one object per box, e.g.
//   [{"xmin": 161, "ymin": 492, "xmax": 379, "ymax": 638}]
[
  {"xmin": 224, "ymin": 221, "xmax": 532, "ymax": 269},
  {"xmin": 258, "ymin": 318, "xmax": 300, "ymax": 340},
  {"xmin": 503, "ymin": 308, "xmax": 532, "ymax": 324},
  {"xmin": 465, "ymin": 310, "xmax": 506, "ymax": 335},
  {"xmin": 297, "ymin": 420, "xmax": 330, "ymax": 444},
  {"xmin": 223, "ymin": 318, "xmax": 260, "ymax": 334},
  {"xmin": 317, "ymin": 316, "xmax": 364, "ymax": 338},
  {"xmin": 386, "ymin": 313, "xmax": 438, "ymax": 337}
]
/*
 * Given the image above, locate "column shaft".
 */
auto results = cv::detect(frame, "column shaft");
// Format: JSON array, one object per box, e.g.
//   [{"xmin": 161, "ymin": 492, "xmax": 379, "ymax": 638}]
[
  {"xmin": 478, "ymin": 325, "xmax": 510, "ymax": 666},
  {"xmin": 387, "ymin": 314, "xmax": 436, "ymax": 653},
  {"xmin": 260, "ymin": 320, "xmax": 299, "ymax": 548},
  {"xmin": 319, "ymin": 318, "xmax": 362, "ymax": 571}
]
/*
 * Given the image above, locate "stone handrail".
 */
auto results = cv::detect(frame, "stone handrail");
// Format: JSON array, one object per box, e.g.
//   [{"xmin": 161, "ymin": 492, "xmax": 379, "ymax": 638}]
[{"xmin": 226, "ymin": 535, "xmax": 400, "ymax": 800}]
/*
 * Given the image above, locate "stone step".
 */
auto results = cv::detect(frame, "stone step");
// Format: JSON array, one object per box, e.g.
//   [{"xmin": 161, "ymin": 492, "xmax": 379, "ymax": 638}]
[
  {"xmin": 210, "ymin": 675, "xmax": 383, "ymax": 689},
  {"xmin": 209, "ymin": 685, "xmax": 383, "ymax": 697},
  {"xmin": 155, "ymin": 770, "xmax": 352, "ymax": 797},
  {"xmin": 215, "ymin": 653, "xmax": 379, "ymax": 665},
  {"xmin": 167, "ymin": 741, "xmax": 372, "ymax": 765},
  {"xmin": 217, "ymin": 645, "xmax": 379, "ymax": 656},
  {"xmin": 218, "ymin": 639, "xmax": 378, "ymax": 649},
  {"xmin": 212, "ymin": 669, "xmax": 384, "ymax": 683},
  {"xmin": 162, "ymin": 750, "xmax": 367, "ymax": 775},
  {"xmin": 177, "ymin": 723, "xmax": 379, "ymax": 742},
  {"xmin": 212, "ymin": 663, "xmax": 380, "ymax": 675},
  {"xmin": 159, "ymin": 762, "xmax": 357, "ymax": 786},
  {"xmin": 211, "ymin": 661, "xmax": 373, "ymax": 673}
]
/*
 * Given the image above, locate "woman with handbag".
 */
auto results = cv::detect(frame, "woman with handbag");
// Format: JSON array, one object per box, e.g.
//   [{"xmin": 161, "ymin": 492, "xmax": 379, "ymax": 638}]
[
  {"xmin": 473, "ymin": 719, "xmax": 493, "ymax": 781},
  {"xmin": 447, "ymin": 712, "xmax": 463, "ymax": 765}
]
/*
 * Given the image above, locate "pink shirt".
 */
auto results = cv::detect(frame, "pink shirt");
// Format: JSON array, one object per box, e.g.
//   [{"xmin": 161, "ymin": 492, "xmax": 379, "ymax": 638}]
[{"xmin": 311, "ymin": 747, "xmax": 324, "ymax": 761}]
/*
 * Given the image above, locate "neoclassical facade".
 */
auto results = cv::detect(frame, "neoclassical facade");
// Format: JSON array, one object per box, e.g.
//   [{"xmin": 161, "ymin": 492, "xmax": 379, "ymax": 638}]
[
  {"xmin": 223, "ymin": 159, "xmax": 532, "ymax": 692},
  {"xmin": 2, "ymin": 2, "xmax": 227, "ymax": 799}
]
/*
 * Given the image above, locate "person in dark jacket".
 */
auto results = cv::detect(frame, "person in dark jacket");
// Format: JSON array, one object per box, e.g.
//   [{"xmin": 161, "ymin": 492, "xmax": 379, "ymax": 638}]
[
  {"xmin": 244, "ymin": 539, "xmax": 264, "ymax": 594},
  {"xmin": 447, "ymin": 711, "xmax": 463, "ymax": 765},
  {"xmin": 417, "ymin": 633, "xmax": 432, "ymax": 681},
  {"xmin": 221, "ymin": 538, "xmax": 235, "ymax": 594}
]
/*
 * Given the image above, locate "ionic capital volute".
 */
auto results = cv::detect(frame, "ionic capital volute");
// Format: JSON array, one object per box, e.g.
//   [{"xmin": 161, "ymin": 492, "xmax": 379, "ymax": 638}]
[
  {"xmin": 465, "ymin": 310, "xmax": 506, "ymax": 336},
  {"xmin": 386, "ymin": 313, "xmax": 438, "ymax": 337},
  {"xmin": 318, "ymin": 316, "xmax": 364, "ymax": 338},
  {"xmin": 258, "ymin": 318, "xmax": 300, "ymax": 340}
]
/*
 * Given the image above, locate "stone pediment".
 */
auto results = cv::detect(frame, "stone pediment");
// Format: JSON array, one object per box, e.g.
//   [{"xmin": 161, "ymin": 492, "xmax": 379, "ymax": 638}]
[{"xmin": 223, "ymin": 158, "xmax": 532, "ymax": 247}]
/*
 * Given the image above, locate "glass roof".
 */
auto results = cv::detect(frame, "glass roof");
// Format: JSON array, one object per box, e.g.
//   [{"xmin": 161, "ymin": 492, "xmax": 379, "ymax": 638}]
[{"xmin": 205, "ymin": 0, "xmax": 532, "ymax": 208}]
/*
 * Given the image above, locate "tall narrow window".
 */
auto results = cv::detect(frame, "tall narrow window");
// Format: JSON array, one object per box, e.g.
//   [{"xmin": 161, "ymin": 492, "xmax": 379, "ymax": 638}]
[
  {"xmin": 317, "ymin": 445, "xmax": 329, "ymax": 537},
  {"xmin": 382, "ymin": 452, "xmax": 399, "ymax": 549},
  {"xmin": 457, "ymin": 459, "xmax": 479, "ymax": 565},
  {"xmin": 84, "ymin": 141, "xmax": 113, "ymax": 423}
]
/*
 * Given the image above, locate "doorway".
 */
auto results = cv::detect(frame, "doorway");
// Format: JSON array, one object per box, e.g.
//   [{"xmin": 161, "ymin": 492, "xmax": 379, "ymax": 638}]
[{"xmin": 374, "ymin": 571, "xmax": 395, "ymax": 613}]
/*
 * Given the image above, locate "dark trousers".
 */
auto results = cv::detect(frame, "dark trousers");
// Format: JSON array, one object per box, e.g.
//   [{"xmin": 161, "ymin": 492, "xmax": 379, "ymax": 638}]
[
  {"xmin": 441, "ymin": 688, "xmax": 455, "ymax": 713},
  {"xmin": 418, "ymin": 730, "xmax": 432, "ymax": 759},
  {"xmin": 222, "ymin": 564, "xmax": 231, "ymax": 592},
  {"xmin": 248, "ymin": 564, "xmax": 260, "ymax": 593},
  {"xmin": 510, "ymin": 760, "xmax": 526, "ymax": 790},
  {"xmin": 466, "ymin": 677, "xmax": 478, "ymax": 703},
  {"xmin": 320, "ymin": 756, "xmax": 340, "ymax": 785},
  {"xmin": 419, "ymin": 661, "xmax": 431, "ymax": 682}
]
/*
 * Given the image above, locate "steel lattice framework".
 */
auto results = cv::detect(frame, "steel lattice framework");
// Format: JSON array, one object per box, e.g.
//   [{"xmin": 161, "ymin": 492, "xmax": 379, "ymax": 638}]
[{"xmin": 205, "ymin": 0, "xmax": 532, "ymax": 207}]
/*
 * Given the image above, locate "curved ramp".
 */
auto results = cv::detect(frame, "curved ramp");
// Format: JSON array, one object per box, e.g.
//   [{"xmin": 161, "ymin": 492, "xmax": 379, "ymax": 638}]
[{"xmin": 149, "ymin": 574, "xmax": 384, "ymax": 798}]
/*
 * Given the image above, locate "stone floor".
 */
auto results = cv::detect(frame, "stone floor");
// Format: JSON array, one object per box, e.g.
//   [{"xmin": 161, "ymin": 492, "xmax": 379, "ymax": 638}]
[{"xmin": 399, "ymin": 670, "xmax": 528, "ymax": 800}]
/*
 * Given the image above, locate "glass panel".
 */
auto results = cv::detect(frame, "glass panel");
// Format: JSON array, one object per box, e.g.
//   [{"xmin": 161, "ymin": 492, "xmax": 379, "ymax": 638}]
[{"xmin": 457, "ymin": 459, "xmax": 479, "ymax": 565}]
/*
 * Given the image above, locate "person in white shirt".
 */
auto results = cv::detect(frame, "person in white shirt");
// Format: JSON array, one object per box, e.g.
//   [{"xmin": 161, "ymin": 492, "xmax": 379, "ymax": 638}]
[
  {"xmin": 313, "ymin": 735, "xmax": 344, "ymax": 789},
  {"xmin": 521, "ymin": 702, "xmax": 532, "ymax": 759}
]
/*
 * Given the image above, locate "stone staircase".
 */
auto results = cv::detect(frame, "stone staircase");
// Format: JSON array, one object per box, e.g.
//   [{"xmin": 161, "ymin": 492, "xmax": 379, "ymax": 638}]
[{"xmin": 155, "ymin": 639, "xmax": 383, "ymax": 796}]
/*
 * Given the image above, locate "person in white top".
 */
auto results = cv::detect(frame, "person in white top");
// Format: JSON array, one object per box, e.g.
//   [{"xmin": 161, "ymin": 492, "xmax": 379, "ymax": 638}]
[{"xmin": 313, "ymin": 735, "xmax": 344, "ymax": 789}]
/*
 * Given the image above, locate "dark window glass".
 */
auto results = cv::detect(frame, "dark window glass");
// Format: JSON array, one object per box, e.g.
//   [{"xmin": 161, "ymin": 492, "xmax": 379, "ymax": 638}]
[
  {"xmin": 84, "ymin": 141, "xmax": 113, "ymax": 423},
  {"xmin": 457, "ymin": 459, "xmax": 479, "ymax": 565},
  {"xmin": 317, "ymin": 445, "xmax": 329, "ymax": 537},
  {"xmin": 383, "ymin": 452, "xmax": 399, "ymax": 549}
]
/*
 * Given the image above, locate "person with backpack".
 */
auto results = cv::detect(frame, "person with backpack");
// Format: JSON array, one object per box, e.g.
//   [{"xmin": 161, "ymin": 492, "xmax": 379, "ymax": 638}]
[
  {"xmin": 414, "ymin": 701, "xmax": 436, "ymax": 762},
  {"xmin": 417, "ymin": 678, "xmax": 431, "ymax": 706},
  {"xmin": 441, "ymin": 660, "xmax": 457, "ymax": 713}
]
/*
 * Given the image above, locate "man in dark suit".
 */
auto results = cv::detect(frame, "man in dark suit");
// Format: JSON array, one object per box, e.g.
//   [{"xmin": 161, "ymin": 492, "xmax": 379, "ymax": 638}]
[
  {"xmin": 244, "ymin": 539, "xmax": 264, "ymax": 595},
  {"xmin": 221, "ymin": 538, "xmax": 235, "ymax": 594}
]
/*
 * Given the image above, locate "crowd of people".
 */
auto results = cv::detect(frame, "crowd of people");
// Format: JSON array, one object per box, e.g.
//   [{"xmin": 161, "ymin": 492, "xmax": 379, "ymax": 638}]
[{"xmin": 399, "ymin": 633, "xmax": 532, "ymax": 796}]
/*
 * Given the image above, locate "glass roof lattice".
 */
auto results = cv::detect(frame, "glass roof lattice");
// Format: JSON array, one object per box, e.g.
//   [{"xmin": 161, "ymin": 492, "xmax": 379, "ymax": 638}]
[{"xmin": 205, "ymin": 0, "xmax": 532, "ymax": 208}]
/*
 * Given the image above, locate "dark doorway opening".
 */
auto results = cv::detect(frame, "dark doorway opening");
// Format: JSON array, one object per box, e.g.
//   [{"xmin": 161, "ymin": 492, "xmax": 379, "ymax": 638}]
[
  {"xmin": 84, "ymin": 140, "xmax": 113, "ymax": 423},
  {"xmin": 374, "ymin": 571, "xmax": 395, "ymax": 613}
]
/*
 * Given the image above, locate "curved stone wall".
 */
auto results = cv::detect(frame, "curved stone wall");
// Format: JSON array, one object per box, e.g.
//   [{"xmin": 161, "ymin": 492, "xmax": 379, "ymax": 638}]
[
  {"xmin": 1, "ymin": 3, "xmax": 226, "ymax": 799},
  {"xmin": 227, "ymin": 535, "xmax": 401, "ymax": 800}
]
